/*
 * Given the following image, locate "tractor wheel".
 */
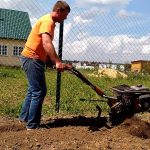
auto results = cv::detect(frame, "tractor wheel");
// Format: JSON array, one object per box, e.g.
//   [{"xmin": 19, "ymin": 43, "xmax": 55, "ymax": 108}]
[{"xmin": 141, "ymin": 99, "xmax": 150, "ymax": 112}]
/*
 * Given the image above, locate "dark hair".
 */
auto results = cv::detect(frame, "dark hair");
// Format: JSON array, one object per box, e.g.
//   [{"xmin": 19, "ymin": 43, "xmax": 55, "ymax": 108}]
[{"xmin": 52, "ymin": 1, "xmax": 71, "ymax": 12}]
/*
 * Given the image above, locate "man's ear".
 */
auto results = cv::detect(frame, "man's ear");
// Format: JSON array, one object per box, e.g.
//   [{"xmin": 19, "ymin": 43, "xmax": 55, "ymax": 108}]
[{"xmin": 56, "ymin": 8, "xmax": 61, "ymax": 14}]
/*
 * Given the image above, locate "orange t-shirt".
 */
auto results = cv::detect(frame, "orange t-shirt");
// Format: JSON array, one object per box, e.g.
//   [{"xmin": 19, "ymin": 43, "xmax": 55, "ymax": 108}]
[{"xmin": 21, "ymin": 14, "xmax": 56, "ymax": 62}]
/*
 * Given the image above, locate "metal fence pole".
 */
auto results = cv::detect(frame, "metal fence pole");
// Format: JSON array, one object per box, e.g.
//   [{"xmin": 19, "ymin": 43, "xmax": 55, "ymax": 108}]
[{"xmin": 55, "ymin": 22, "xmax": 64, "ymax": 112}]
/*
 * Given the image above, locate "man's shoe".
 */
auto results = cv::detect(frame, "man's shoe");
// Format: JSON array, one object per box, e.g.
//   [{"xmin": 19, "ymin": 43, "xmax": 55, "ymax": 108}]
[{"xmin": 26, "ymin": 128, "xmax": 35, "ymax": 131}]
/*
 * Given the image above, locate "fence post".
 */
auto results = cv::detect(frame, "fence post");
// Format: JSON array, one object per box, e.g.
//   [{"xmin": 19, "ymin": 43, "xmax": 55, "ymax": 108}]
[{"xmin": 55, "ymin": 22, "xmax": 64, "ymax": 112}]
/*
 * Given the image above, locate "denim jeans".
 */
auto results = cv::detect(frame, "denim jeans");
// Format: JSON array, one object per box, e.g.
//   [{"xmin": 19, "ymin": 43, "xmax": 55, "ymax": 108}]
[{"xmin": 19, "ymin": 56, "xmax": 47, "ymax": 129}]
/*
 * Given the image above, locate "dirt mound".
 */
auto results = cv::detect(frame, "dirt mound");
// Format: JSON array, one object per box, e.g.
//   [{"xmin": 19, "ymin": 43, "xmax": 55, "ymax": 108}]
[
  {"xmin": 98, "ymin": 68, "xmax": 127, "ymax": 78},
  {"xmin": 88, "ymin": 68, "xmax": 127, "ymax": 78},
  {"xmin": 0, "ymin": 113, "xmax": 150, "ymax": 150}
]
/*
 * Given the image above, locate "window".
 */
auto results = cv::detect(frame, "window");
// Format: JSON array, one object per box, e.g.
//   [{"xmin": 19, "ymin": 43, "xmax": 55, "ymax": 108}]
[
  {"xmin": 13, "ymin": 46, "xmax": 23, "ymax": 56},
  {"xmin": 0, "ymin": 45, "xmax": 8, "ymax": 56}
]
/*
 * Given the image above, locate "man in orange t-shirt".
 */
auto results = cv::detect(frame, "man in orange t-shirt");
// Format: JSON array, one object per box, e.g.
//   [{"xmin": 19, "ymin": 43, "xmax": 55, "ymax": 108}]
[{"xmin": 19, "ymin": 1, "xmax": 72, "ymax": 130}]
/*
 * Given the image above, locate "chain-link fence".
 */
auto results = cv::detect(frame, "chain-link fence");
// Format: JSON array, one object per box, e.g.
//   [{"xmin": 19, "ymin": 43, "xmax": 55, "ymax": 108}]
[{"xmin": 0, "ymin": 1, "xmax": 150, "ymax": 116}]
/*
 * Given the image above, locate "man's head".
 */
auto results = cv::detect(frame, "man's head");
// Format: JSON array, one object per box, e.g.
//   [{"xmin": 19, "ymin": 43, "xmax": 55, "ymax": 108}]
[{"xmin": 52, "ymin": 1, "xmax": 71, "ymax": 23}]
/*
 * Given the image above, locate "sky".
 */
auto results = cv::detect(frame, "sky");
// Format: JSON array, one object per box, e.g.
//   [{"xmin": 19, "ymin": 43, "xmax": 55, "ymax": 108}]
[{"xmin": 0, "ymin": 0, "xmax": 150, "ymax": 63}]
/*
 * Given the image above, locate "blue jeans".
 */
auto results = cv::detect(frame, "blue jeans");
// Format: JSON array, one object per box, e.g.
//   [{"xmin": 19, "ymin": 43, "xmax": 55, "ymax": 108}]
[{"xmin": 19, "ymin": 56, "xmax": 47, "ymax": 129}]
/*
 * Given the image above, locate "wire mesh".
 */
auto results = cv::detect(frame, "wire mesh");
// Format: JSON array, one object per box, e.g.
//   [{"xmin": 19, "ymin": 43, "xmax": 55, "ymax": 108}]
[{"xmin": 0, "ymin": 1, "xmax": 150, "ymax": 116}]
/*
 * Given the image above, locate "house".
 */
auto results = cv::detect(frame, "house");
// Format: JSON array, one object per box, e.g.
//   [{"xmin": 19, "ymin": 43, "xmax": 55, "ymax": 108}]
[
  {"xmin": 99, "ymin": 63, "xmax": 126, "ymax": 71},
  {"xmin": 0, "ymin": 8, "xmax": 31, "ymax": 66},
  {"xmin": 72, "ymin": 62, "xmax": 94, "ymax": 70},
  {"xmin": 131, "ymin": 60, "xmax": 150, "ymax": 73}
]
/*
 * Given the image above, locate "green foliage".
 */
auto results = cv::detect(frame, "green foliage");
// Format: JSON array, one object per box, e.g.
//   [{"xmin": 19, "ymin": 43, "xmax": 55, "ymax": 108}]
[{"xmin": 0, "ymin": 66, "xmax": 150, "ymax": 118}]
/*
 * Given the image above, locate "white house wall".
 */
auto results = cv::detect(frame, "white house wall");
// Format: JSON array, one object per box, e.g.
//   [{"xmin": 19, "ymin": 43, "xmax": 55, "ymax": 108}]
[{"xmin": 0, "ymin": 38, "xmax": 26, "ymax": 66}]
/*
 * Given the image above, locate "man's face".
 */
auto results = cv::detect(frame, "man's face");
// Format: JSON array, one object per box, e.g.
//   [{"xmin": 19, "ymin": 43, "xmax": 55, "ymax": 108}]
[{"xmin": 56, "ymin": 10, "xmax": 69, "ymax": 23}]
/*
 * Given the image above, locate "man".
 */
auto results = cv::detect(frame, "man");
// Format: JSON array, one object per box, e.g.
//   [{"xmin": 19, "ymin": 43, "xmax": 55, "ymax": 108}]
[{"xmin": 19, "ymin": 1, "xmax": 72, "ymax": 130}]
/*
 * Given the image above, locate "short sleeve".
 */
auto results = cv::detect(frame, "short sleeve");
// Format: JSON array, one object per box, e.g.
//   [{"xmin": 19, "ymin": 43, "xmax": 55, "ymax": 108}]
[{"xmin": 39, "ymin": 21, "xmax": 55, "ymax": 39}]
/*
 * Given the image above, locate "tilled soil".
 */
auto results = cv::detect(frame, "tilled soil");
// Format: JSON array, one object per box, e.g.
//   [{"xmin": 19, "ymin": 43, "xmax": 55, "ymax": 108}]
[{"xmin": 0, "ymin": 113, "xmax": 150, "ymax": 150}]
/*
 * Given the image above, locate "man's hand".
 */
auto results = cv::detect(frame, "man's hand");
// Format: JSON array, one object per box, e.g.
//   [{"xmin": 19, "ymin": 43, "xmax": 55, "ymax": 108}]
[{"xmin": 56, "ymin": 62, "xmax": 72, "ymax": 72}]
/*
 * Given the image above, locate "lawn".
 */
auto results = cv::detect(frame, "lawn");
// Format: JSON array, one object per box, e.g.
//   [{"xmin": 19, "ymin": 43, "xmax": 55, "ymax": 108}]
[{"xmin": 0, "ymin": 66, "xmax": 150, "ymax": 118}]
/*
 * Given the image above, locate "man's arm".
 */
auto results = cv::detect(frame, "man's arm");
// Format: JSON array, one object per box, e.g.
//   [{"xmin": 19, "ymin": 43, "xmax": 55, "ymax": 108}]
[
  {"xmin": 42, "ymin": 33, "xmax": 61, "ymax": 64},
  {"xmin": 42, "ymin": 33, "xmax": 71, "ymax": 71}
]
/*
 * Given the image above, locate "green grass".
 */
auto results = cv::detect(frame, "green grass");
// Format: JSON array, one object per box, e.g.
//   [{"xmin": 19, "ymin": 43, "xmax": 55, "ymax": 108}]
[{"xmin": 0, "ymin": 66, "xmax": 150, "ymax": 118}]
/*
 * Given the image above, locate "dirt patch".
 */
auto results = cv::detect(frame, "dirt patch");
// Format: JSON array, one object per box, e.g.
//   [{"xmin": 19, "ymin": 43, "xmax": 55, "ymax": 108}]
[
  {"xmin": 121, "ymin": 117, "xmax": 150, "ymax": 139},
  {"xmin": 0, "ymin": 113, "xmax": 150, "ymax": 150}
]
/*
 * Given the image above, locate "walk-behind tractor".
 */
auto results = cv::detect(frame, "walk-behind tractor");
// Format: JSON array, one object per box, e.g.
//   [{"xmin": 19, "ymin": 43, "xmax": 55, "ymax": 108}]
[{"xmin": 67, "ymin": 68, "xmax": 150, "ymax": 126}]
